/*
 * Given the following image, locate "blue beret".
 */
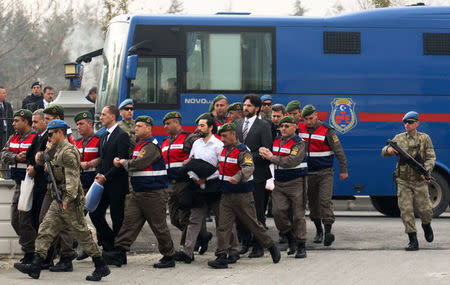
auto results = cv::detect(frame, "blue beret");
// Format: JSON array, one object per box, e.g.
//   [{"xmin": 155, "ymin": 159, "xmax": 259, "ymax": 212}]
[
  {"xmin": 402, "ymin": 111, "xmax": 419, "ymax": 121},
  {"xmin": 119, "ymin": 99, "xmax": 134, "ymax": 110},
  {"xmin": 260, "ymin": 94, "xmax": 272, "ymax": 102},
  {"xmin": 47, "ymin": 119, "xmax": 69, "ymax": 130}
]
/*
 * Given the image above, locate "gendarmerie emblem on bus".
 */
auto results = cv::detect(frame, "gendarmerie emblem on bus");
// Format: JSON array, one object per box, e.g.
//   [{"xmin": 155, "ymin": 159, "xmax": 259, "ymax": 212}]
[{"xmin": 329, "ymin": 98, "xmax": 358, "ymax": 134}]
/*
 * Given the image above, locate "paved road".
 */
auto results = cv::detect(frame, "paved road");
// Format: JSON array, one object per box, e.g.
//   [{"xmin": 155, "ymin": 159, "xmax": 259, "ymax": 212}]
[{"xmin": 1, "ymin": 211, "xmax": 450, "ymax": 285}]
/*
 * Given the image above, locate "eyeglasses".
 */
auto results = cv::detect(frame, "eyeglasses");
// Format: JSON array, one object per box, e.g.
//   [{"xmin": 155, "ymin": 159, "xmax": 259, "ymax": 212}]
[
  {"xmin": 48, "ymin": 131, "xmax": 54, "ymax": 137},
  {"xmin": 262, "ymin": 103, "xmax": 272, "ymax": 106},
  {"xmin": 403, "ymin": 120, "xmax": 417, "ymax": 124},
  {"xmin": 123, "ymin": 107, "xmax": 134, "ymax": 111}
]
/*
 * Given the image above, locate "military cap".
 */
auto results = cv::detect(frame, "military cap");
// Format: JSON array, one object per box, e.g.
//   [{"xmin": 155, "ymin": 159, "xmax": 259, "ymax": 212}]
[
  {"xmin": 279, "ymin": 116, "xmax": 297, "ymax": 125},
  {"xmin": 260, "ymin": 94, "xmax": 273, "ymax": 102},
  {"xmin": 13, "ymin": 109, "xmax": 32, "ymax": 121},
  {"xmin": 195, "ymin": 112, "xmax": 211, "ymax": 124},
  {"xmin": 47, "ymin": 119, "xmax": 69, "ymax": 130},
  {"xmin": 218, "ymin": 122, "xmax": 236, "ymax": 135},
  {"xmin": 209, "ymin": 94, "xmax": 228, "ymax": 112},
  {"xmin": 402, "ymin": 111, "xmax": 419, "ymax": 122},
  {"xmin": 74, "ymin": 111, "xmax": 93, "ymax": 123},
  {"xmin": 31, "ymin": 81, "xmax": 42, "ymax": 89},
  {"xmin": 301, "ymin": 104, "xmax": 316, "ymax": 117},
  {"xmin": 227, "ymin": 102, "xmax": 243, "ymax": 112},
  {"xmin": 286, "ymin": 100, "xmax": 301, "ymax": 112},
  {"xmin": 163, "ymin": 111, "xmax": 182, "ymax": 123},
  {"xmin": 135, "ymin": 115, "xmax": 154, "ymax": 126},
  {"xmin": 43, "ymin": 104, "xmax": 64, "ymax": 117},
  {"xmin": 119, "ymin": 98, "xmax": 134, "ymax": 110}
]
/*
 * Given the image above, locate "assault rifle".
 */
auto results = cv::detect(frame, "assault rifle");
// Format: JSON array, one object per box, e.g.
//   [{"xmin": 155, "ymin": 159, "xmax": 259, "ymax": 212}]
[
  {"xmin": 387, "ymin": 139, "xmax": 433, "ymax": 182},
  {"xmin": 44, "ymin": 152, "xmax": 64, "ymax": 212}
]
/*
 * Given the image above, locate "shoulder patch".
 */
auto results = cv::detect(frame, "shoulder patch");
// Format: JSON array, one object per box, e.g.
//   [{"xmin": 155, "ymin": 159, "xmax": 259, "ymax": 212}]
[
  {"xmin": 244, "ymin": 155, "xmax": 253, "ymax": 164},
  {"xmin": 332, "ymin": 134, "xmax": 339, "ymax": 143},
  {"xmin": 138, "ymin": 149, "xmax": 146, "ymax": 158}
]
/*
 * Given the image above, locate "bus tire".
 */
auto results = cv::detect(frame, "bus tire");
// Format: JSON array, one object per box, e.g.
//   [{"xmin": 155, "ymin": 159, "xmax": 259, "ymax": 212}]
[
  {"xmin": 423, "ymin": 170, "xmax": 449, "ymax": 218},
  {"xmin": 370, "ymin": 196, "xmax": 400, "ymax": 217}
]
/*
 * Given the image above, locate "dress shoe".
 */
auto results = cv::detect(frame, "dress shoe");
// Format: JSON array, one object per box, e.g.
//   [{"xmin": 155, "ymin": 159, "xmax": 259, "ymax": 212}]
[
  {"xmin": 199, "ymin": 231, "xmax": 213, "ymax": 255},
  {"xmin": 102, "ymin": 249, "xmax": 126, "ymax": 267},
  {"xmin": 248, "ymin": 244, "xmax": 264, "ymax": 258}
]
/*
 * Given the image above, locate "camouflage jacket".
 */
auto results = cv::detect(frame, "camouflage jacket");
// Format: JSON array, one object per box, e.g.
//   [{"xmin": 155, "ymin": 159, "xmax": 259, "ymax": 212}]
[
  {"xmin": 50, "ymin": 140, "xmax": 85, "ymax": 205},
  {"xmin": 382, "ymin": 131, "xmax": 436, "ymax": 181}
]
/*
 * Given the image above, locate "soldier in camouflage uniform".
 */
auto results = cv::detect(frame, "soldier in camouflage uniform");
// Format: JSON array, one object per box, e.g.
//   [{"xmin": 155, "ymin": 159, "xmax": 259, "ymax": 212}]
[
  {"xmin": 382, "ymin": 111, "xmax": 436, "ymax": 251},
  {"xmin": 118, "ymin": 99, "xmax": 137, "ymax": 149},
  {"xmin": 14, "ymin": 120, "xmax": 110, "ymax": 282}
]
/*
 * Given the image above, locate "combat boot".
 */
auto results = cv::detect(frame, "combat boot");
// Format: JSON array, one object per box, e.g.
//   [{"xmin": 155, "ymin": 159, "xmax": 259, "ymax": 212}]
[
  {"xmin": 14, "ymin": 252, "xmax": 34, "ymax": 268},
  {"xmin": 405, "ymin": 233, "xmax": 419, "ymax": 251},
  {"xmin": 199, "ymin": 231, "xmax": 213, "ymax": 255},
  {"xmin": 153, "ymin": 255, "xmax": 175, "ymax": 268},
  {"xmin": 86, "ymin": 256, "xmax": 111, "ymax": 282},
  {"xmin": 102, "ymin": 248, "xmax": 126, "ymax": 267},
  {"xmin": 324, "ymin": 224, "xmax": 335, "ymax": 246},
  {"xmin": 14, "ymin": 253, "xmax": 43, "ymax": 279},
  {"xmin": 295, "ymin": 243, "xmax": 307, "ymax": 259},
  {"xmin": 49, "ymin": 256, "xmax": 73, "ymax": 272},
  {"xmin": 313, "ymin": 219, "xmax": 323, "ymax": 244},
  {"xmin": 248, "ymin": 242, "xmax": 264, "ymax": 258},
  {"xmin": 285, "ymin": 230, "xmax": 297, "ymax": 255},
  {"xmin": 422, "ymin": 223, "xmax": 434, "ymax": 242},
  {"xmin": 278, "ymin": 232, "xmax": 288, "ymax": 244},
  {"xmin": 268, "ymin": 245, "xmax": 281, "ymax": 263},
  {"xmin": 174, "ymin": 251, "xmax": 194, "ymax": 264},
  {"xmin": 41, "ymin": 245, "xmax": 55, "ymax": 270},
  {"xmin": 207, "ymin": 254, "xmax": 228, "ymax": 269}
]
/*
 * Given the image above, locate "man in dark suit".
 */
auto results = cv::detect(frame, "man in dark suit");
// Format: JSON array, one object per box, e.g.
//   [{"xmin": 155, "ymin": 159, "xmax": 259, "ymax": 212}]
[
  {"xmin": 90, "ymin": 105, "xmax": 130, "ymax": 251},
  {"xmin": 235, "ymin": 94, "xmax": 273, "ymax": 258}
]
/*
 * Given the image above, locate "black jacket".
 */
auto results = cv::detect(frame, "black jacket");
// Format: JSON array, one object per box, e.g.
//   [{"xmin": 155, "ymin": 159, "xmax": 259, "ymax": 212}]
[
  {"xmin": 22, "ymin": 94, "xmax": 43, "ymax": 111},
  {"xmin": 235, "ymin": 117, "xmax": 273, "ymax": 183},
  {"xmin": 97, "ymin": 125, "xmax": 130, "ymax": 194}
]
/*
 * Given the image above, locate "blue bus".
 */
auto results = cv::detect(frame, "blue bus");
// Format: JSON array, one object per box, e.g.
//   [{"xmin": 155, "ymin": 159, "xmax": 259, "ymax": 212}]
[{"xmin": 91, "ymin": 6, "xmax": 450, "ymax": 216}]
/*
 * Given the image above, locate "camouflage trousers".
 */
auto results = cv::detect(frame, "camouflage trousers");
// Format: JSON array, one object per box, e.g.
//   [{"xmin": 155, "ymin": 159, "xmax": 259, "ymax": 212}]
[
  {"xmin": 396, "ymin": 178, "xmax": 432, "ymax": 233},
  {"xmin": 35, "ymin": 200, "xmax": 101, "ymax": 259}
]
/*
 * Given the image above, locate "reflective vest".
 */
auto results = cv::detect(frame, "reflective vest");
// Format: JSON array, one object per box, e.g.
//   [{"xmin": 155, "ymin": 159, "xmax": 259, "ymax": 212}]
[
  {"xmin": 75, "ymin": 136, "xmax": 100, "ymax": 188},
  {"xmin": 130, "ymin": 137, "xmax": 168, "ymax": 192},
  {"xmin": 218, "ymin": 144, "xmax": 254, "ymax": 193},
  {"xmin": 9, "ymin": 132, "xmax": 36, "ymax": 183},
  {"xmin": 161, "ymin": 132, "xmax": 190, "ymax": 181},
  {"xmin": 272, "ymin": 136, "xmax": 308, "ymax": 182},
  {"xmin": 298, "ymin": 122, "xmax": 334, "ymax": 171}
]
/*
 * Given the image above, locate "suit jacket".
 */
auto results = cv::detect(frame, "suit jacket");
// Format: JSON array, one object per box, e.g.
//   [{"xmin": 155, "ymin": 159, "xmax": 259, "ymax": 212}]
[
  {"xmin": 97, "ymin": 125, "xmax": 130, "ymax": 193},
  {"xmin": 0, "ymin": 101, "xmax": 13, "ymax": 148},
  {"xmin": 26, "ymin": 131, "xmax": 49, "ymax": 191},
  {"xmin": 235, "ymin": 117, "xmax": 273, "ymax": 183}
]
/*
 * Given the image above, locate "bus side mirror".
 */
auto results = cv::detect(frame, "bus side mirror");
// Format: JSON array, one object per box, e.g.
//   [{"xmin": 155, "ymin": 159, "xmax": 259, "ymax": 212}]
[{"xmin": 125, "ymin": 55, "xmax": 138, "ymax": 80}]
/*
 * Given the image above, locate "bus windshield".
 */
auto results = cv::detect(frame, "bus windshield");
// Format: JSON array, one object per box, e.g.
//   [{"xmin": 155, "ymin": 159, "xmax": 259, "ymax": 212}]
[{"xmin": 96, "ymin": 22, "xmax": 129, "ymax": 115}]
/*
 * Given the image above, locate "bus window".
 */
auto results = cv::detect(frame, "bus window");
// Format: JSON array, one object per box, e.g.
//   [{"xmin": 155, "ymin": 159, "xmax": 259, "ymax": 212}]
[
  {"xmin": 130, "ymin": 57, "xmax": 178, "ymax": 105},
  {"xmin": 186, "ymin": 31, "xmax": 273, "ymax": 92}
]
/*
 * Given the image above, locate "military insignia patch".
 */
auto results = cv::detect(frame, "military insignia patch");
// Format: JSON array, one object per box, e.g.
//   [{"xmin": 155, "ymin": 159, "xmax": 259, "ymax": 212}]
[
  {"xmin": 329, "ymin": 98, "xmax": 358, "ymax": 134},
  {"xmin": 52, "ymin": 108, "xmax": 56, "ymax": 113},
  {"xmin": 20, "ymin": 111, "xmax": 24, "ymax": 116},
  {"xmin": 138, "ymin": 149, "xmax": 146, "ymax": 157},
  {"xmin": 82, "ymin": 113, "xmax": 87, "ymax": 118},
  {"xmin": 244, "ymin": 156, "xmax": 253, "ymax": 164},
  {"xmin": 291, "ymin": 146, "xmax": 299, "ymax": 156},
  {"xmin": 52, "ymin": 121, "xmax": 56, "ymax": 126}
]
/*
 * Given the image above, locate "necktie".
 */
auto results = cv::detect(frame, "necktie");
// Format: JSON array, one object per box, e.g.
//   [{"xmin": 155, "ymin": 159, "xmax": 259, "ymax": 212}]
[
  {"xmin": 242, "ymin": 120, "xmax": 249, "ymax": 141},
  {"xmin": 102, "ymin": 131, "xmax": 110, "ymax": 148}
]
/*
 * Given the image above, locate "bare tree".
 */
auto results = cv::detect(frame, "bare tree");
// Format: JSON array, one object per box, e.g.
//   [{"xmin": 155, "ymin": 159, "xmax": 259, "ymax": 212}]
[
  {"xmin": 167, "ymin": 0, "xmax": 183, "ymax": 14},
  {"xmin": 101, "ymin": 0, "xmax": 129, "ymax": 37},
  {"xmin": 291, "ymin": 0, "xmax": 307, "ymax": 16}
]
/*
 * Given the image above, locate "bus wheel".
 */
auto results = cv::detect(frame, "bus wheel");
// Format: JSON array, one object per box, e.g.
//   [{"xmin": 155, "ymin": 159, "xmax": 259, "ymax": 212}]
[
  {"xmin": 425, "ymin": 171, "xmax": 449, "ymax": 218},
  {"xmin": 370, "ymin": 196, "xmax": 400, "ymax": 217}
]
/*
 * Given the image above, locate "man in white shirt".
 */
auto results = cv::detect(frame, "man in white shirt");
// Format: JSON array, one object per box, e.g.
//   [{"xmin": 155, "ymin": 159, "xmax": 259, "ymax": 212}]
[{"xmin": 176, "ymin": 114, "xmax": 239, "ymax": 263}]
